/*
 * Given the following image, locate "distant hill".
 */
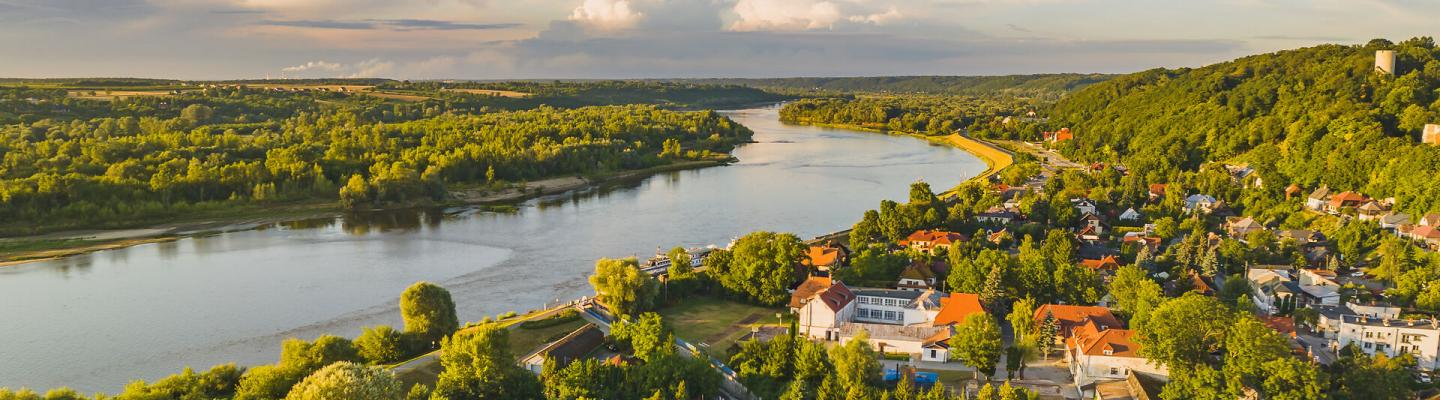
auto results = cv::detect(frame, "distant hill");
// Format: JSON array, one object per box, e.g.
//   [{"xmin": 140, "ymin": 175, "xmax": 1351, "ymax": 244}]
[
  {"xmin": 1048, "ymin": 37, "xmax": 1440, "ymax": 215},
  {"xmin": 675, "ymin": 74, "xmax": 1112, "ymax": 99}
]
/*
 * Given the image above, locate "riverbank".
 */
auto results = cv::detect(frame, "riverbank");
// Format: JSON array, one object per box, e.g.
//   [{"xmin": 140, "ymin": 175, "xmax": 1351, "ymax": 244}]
[
  {"xmin": 0, "ymin": 157, "xmax": 735, "ymax": 267},
  {"xmin": 776, "ymin": 120, "xmax": 1014, "ymax": 195}
]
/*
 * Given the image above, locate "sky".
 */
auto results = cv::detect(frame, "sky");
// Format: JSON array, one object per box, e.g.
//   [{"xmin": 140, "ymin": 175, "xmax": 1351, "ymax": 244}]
[{"xmin": 0, "ymin": 0, "xmax": 1436, "ymax": 80}]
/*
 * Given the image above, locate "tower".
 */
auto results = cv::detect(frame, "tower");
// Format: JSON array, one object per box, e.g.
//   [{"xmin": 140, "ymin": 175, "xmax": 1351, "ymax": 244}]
[
  {"xmin": 1376, "ymin": 50, "xmax": 1396, "ymax": 76},
  {"xmin": 1423, "ymin": 124, "xmax": 1440, "ymax": 145}
]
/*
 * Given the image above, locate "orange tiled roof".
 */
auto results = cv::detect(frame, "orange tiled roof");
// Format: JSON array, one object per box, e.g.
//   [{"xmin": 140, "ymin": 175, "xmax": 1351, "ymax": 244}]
[
  {"xmin": 901, "ymin": 229, "xmax": 968, "ymax": 247},
  {"xmin": 1035, "ymin": 304, "xmax": 1122, "ymax": 337},
  {"xmin": 933, "ymin": 293, "xmax": 986, "ymax": 326},
  {"xmin": 1148, "ymin": 183, "xmax": 1167, "ymax": 195},
  {"xmin": 1261, "ymin": 316, "xmax": 1297, "ymax": 338},
  {"xmin": 1070, "ymin": 324, "xmax": 1142, "ymax": 358},
  {"xmin": 1080, "ymin": 256, "xmax": 1120, "ymax": 271},
  {"xmin": 1329, "ymin": 191, "xmax": 1368, "ymax": 208},
  {"xmin": 804, "ymin": 245, "xmax": 842, "ymax": 267},
  {"xmin": 789, "ymin": 276, "xmax": 833, "ymax": 309}
]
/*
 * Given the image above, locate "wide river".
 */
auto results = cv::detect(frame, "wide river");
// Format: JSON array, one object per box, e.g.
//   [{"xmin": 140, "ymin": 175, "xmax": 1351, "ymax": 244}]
[{"xmin": 0, "ymin": 106, "xmax": 985, "ymax": 393}]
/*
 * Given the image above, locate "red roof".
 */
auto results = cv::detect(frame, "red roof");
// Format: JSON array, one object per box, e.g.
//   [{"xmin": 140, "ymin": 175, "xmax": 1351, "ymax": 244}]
[
  {"xmin": 803, "ymin": 245, "xmax": 843, "ymax": 268},
  {"xmin": 1415, "ymin": 225, "xmax": 1440, "ymax": 240},
  {"xmin": 1148, "ymin": 183, "xmax": 1167, "ymax": 196},
  {"xmin": 933, "ymin": 293, "xmax": 986, "ymax": 325},
  {"xmin": 1261, "ymin": 316, "xmax": 1297, "ymax": 338},
  {"xmin": 1034, "ymin": 304, "xmax": 1122, "ymax": 338},
  {"xmin": 1068, "ymin": 322, "xmax": 1142, "ymax": 358},
  {"xmin": 1329, "ymin": 191, "xmax": 1368, "ymax": 209},
  {"xmin": 900, "ymin": 229, "xmax": 969, "ymax": 248},
  {"xmin": 789, "ymin": 276, "xmax": 854, "ymax": 312}
]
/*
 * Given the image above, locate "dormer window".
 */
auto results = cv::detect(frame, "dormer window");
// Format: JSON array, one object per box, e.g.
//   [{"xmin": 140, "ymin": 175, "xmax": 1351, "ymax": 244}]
[{"xmin": 1103, "ymin": 349, "xmax": 1113, "ymax": 355}]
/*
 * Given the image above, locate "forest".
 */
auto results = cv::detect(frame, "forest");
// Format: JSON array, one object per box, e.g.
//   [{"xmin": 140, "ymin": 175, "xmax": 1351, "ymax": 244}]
[
  {"xmin": 0, "ymin": 82, "xmax": 757, "ymax": 234},
  {"xmin": 1048, "ymin": 37, "xmax": 1440, "ymax": 217},
  {"xmin": 778, "ymin": 96, "xmax": 1044, "ymax": 139},
  {"xmin": 680, "ymin": 74, "xmax": 1112, "ymax": 100}
]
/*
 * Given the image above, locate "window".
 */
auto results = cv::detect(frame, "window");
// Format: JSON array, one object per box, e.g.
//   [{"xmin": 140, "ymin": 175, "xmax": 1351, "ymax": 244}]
[
  {"xmin": 1365, "ymin": 342, "xmax": 1373, "ymax": 349},
  {"xmin": 930, "ymin": 350, "xmax": 938, "ymax": 358},
  {"xmin": 1366, "ymin": 332, "xmax": 1373, "ymax": 338},
  {"xmin": 1109, "ymin": 367, "xmax": 1118, "ymax": 375},
  {"xmin": 885, "ymin": 311, "xmax": 898, "ymax": 321}
]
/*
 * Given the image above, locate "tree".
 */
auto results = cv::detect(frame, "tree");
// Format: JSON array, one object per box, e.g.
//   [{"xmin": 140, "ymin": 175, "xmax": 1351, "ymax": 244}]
[
  {"xmin": 951, "ymin": 313, "xmax": 1002, "ymax": 380},
  {"xmin": 589, "ymin": 257, "xmax": 658, "ymax": 316},
  {"xmin": 355, "ymin": 325, "xmax": 407, "ymax": 365},
  {"xmin": 340, "ymin": 174, "xmax": 371, "ymax": 208},
  {"xmin": 1108, "ymin": 264, "xmax": 1163, "ymax": 327},
  {"xmin": 400, "ymin": 281, "xmax": 458, "ymax": 346},
  {"xmin": 1007, "ymin": 297, "xmax": 1037, "ymax": 342},
  {"xmin": 181, "ymin": 104, "xmax": 214, "ymax": 123},
  {"xmin": 1135, "ymin": 294, "xmax": 1233, "ymax": 369},
  {"xmin": 715, "ymin": 231, "xmax": 807, "ymax": 305},
  {"xmin": 1222, "ymin": 317, "xmax": 1294, "ymax": 395},
  {"xmin": 949, "ymin": 248, "xmax": 1009, "ymax": 294},
  {"xmin": 611, "ymin": 312, "xmax": 674, "ymax": 363},
  {"xmin": 979, "ymin": 264, "xmax": 1008, "ymax": 313},
  {"xmin": 432, "ymin": 324, "xmax": 543, "ymax": 399},
  {"xmin": 830, "ymin": 330, "xmax": 881, "ymax": 394},
  {"xmin": 285, "ymin": 361, "xmax": 404, "ymax": 400},
  {"xmin": 234, "ymin": 364, "xmax": 307, "ymax": 400},
  {"xmin": 1259, "ymin": 358, "xmax": 1324, "ymax": 400},
  {"xmin": 666, "ymin": 247, "xmax": 693, "ymax": 278},
  {"xmin": 1037, "ymin": 311, "xmax": 1058, "ymax": 360}
]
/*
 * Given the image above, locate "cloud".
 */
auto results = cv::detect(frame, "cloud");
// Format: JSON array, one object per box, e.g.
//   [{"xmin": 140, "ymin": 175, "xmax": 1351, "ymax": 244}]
[
  {"xmin": 278, "ymin": 58, "xmax": 394, "ymax": 78},
  {"xmin": 730, "ymin": 0, "xmax": 843, "ymax": 31},
  {"xmin": 280, "ymin": 60, "xmax": 343, "ymax": 72},
  {"xmin": 257, "ymin": 18, "xmax": 519, "ymax": 30},
  {"xmin": 569, "ymin": 0, "xmax": 644, "ymax": 29},
  {"xmin": 847, "ymin": 6, "xmax": 902, "ymax": 25}
]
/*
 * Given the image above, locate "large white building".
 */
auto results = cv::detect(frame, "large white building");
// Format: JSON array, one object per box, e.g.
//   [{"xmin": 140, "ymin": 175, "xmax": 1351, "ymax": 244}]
[
  {"xmin": 791, "ymin": 277, "xmax": 984, "ymax": 363},
  {"xmin": 1336, "ymin": 315, "xmax": 1440, "ymax": 370},
  {"xmin": 1066, "ymin": 320, "xmax": 1168, "ymax": 390}
]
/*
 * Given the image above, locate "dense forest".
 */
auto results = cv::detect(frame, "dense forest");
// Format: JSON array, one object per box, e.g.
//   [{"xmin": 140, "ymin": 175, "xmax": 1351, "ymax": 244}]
[
  {"xmin": 778, "ymin": 96, "xmax": 1043, "ymax": 139},
  {"xmin": 683, "ymin": 74, "xmax": 1111, "ymax": 99},
  {"xmin": 0, "ymin": 82, "xmax": 757, "ymax": 234},
  {"xmin": 1048, "ymin": 37, "xmax": 1440, "ymax": 217}
]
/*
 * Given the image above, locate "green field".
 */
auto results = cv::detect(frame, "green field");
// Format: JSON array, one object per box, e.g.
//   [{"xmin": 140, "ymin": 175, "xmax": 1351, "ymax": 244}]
[{"xmin": 658, "ymin": 296, "xmax": 783, "ymax": 354}]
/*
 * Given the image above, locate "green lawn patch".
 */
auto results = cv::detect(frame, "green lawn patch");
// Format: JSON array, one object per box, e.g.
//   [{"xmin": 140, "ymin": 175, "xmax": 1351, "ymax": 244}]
[
  {"xmin": 657, "ymin": 296, "xmax": 782, "ymax": 355},
  {"xmin": 508, "ymin": 318, "xmax": 588, "ymax": 362}
]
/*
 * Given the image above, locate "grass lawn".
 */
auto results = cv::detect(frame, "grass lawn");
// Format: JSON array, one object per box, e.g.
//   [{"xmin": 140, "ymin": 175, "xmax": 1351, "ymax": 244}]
[
  {"xmin": 507, "ymin": 318, "xmax": 588, "ymax": 361},
  {"xmin": 658, "ymin": 296, "xmax": 783, "ymax": 355}
]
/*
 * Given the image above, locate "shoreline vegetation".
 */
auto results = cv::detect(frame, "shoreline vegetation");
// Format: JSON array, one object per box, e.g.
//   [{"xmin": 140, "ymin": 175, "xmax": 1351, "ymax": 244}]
[{"xmin": 0, "ymin": 155, "xmax": 736, "ymax": 267}]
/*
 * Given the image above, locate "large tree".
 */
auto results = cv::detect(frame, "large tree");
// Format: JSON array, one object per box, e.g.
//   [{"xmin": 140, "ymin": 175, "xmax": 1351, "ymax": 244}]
[
  {"xmin": 432, "ymin": 324, "xmax": 543, "ymax": 399},
  {"xmin": 950, "ymin": 313, "xmax": 1002, "ymax": 380},
  {"xmin": 400, "ymin": 281, "xmax": 458, "ymax": 346},
  {"xmin": 589, "ymin": 257, "xmax": 658, "ymax": 316},
  {"xmin": 1134, "ymin": 293, "xmax": 1232, "ymax": 369},
  {"xmin": 285, "ymin": 362, "xmax": 404, "ymax": 400},
  {"xmin": 713, "ymin": 231, "xmax": 807, "ymax": 305},
  {"xmin": 1108, "ymin": 264, "xmax": 1164, "ymax": 328}
]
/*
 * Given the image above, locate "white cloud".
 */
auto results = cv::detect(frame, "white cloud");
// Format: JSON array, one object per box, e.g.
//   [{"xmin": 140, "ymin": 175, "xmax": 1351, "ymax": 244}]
[
  {"xmin": 730, "ymin": 0, "xmax": 843, "ymax": 31},
  {"xmin": 280, "ymin": 60, "xmax": 343, "ymax": 72},
  {"xmin": 569, "ymin": 0, "xmax": 644, "ymax": 29},
  {"xmin": 848, "ymin": 6, "xmax": 902, "ymax": 25}
]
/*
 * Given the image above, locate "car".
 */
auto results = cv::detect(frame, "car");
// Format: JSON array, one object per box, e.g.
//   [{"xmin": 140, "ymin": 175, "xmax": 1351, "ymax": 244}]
[{"xmin": 1350, "ymin": 271, "xmax": 1365, "ymax": 277}]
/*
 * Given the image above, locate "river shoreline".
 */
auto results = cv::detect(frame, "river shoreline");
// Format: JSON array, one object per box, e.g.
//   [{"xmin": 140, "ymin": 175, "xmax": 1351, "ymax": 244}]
[
  {"xmin": 0, "ymin": 158, "xmax": 733, "ymax": 268},
  {"xmin": 776, "ymin": 119, "xmax": 1015, "ymax": 192}
]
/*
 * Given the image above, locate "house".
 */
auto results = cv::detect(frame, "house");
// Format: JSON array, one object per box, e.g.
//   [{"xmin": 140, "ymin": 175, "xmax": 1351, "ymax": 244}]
[
  {"xmin": 1273, "ymin": 229, "xmax": 1324, "ymax": 246},
  {"xmin": 1118, "ymin": 208, "xmax": 1142, "ymax": 223},
  {"xmin": 1183, "ymin": 194, "xmax": 1217, "ymax": 214},
  {"xmin": 1044, "ymin": 128, "xmax": 1074, "ymax": 143},
  {"xmin": 1077, "ymin": 225, "xmax": 1103, "ymax": 244},
  {"xmin": 1079, "ymin": 213, "xmax": 1107, "ymax": 235},
  {"xmin": 1248, "ymin": 268, "xmax": 1299, "ymax": 315},
  {"xmin": 1306, "ymin": 186, "xmax": 1331, "ymax": 212},
  {"xmin": 1147, "ymin": 184, "xmax": 1167, "ymax": 201},
  {"xmin": 1066, "ymin": 319, "xmax": 1168, "ymax": 389},
  {"xmin": 900, "ymin": 230, "xmax": 968, "ymax": 255},
  {"xmin": 1285, "ymin": 184, "xmax": 1303, "ymax": 200},
  {"xmin": 1034, "ymin": 304, "xmax": 1123, "ymax": 343},
  {"xmin": 522, "ymin": 323, "xmax": 606, "ymax": 374},
  {"xmin": 1299, "ymin": 269, "xmax": 1339, "ymax": 287},
  {"xmin": 1329, "ymin": 191, "xmax": 1368, "ymax": 213},
  {"xmin": 1407, "ymin": 225, "xmax": 1440, "ymax": 250},
  {"xmin": 1336, "ymin": 316, "xmax": 1440, "ymax": 370},
  {"xmin": 1357, "ymin": 201, "xmax": 1388, "ymax": 221},
  {"xmin": 1421, "ymin": 213, "xmax": 1440, "ymax": 227},
  {"xmin": 1225, "ymin": 216, "xmax": 1265, "ymax": 239},
  {"xmin": 1225, "ymin": 164, "xmax": 1263, "ymax": 188},
  {"xmin": 976, "ymin": 209, "xmax": 1018, "ymax": 225},
  {"xmin": 792, "ymin": 276, "xmax": 856, "ymax": 340},
  {"xmin": 897, "ymin": 262, "xmax": 940, "ymax": 291},
  {"xmin": 1120, "ymin": 232, "xmax": 1161, "ymax": 253},
  {"xmin": 803, "ymin": 242, "xmax": 849, "ymax": 272},
  {"xmin": 1072, "ymin": 198, "xmax": 1098, "ymax": 216},
  {"xmin": 1315, "ymin": 301, "xmax": 1403, "ymax": 339},
  {"xmin": 1080, "ymin": 256, "xmax": 1122, "ymax": 281},
  {"xmin": 1380, "ymin": 212, "xmax": 1413, "ymax": 230},
  {"xmin": 833, "ymin": 289, "xmax": 986, "ymax": 362}
]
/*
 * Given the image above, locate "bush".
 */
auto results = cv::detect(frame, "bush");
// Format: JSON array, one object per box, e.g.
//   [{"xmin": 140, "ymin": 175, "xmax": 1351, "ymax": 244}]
[
  {"xmin": 285, "ymin": 362, "xmax": 404, "ymax": 400},
  {"xmin": 355, "ymin": 326, "xmax": 406, "ymax": 365},
  {"xmin": 883, "ymin": 352, "xmax": 912, "ymax": 361}
]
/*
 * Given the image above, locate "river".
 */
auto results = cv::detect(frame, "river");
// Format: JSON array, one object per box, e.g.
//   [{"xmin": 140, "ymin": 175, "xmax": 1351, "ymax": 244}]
[{"xmin": 0, "ymin": 106, "xmax": 985, "ymax": 393}]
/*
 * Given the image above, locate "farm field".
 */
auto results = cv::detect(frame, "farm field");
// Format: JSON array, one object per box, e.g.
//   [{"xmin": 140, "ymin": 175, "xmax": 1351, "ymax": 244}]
[{"xmin": 442, "ymin": 88, "xmax": 532, "ymax": 98}]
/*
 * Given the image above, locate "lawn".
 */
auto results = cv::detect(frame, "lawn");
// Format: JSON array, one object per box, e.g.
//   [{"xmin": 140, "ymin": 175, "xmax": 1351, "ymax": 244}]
[{"xmin": 658, "ymin": 296, "xmax": 783, "ymax": 355}]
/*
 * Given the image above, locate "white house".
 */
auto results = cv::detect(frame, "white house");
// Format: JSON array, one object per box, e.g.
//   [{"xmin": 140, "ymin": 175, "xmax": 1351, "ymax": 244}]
[
  {"xmin": 1066, "ymin": 320, "xmax": 1169, "ymax": 390},
  {"xmin": 1248, "ymin": 268, "xmax": 1300, "ymax": 314},
  {"xmin": 1337, "ymin": 316, "xmax": 1440, "ymax": 370},
  {"xmin": 795, "ymin": 279, "xmax": 985, "ymax": 362},
  {"xmin": 1072, "ymin": 198, "xmax": 1098, "ymax": 216},
  {"xmin": 1315, "ymin": 301, "xmax": 1403, "ymax": 339},
  {"xmin": 1183, "ymin": 194, "xmax": 1218, "ymax": 214},
  {"xmin": 1118, "ymin": 208, "xmax": 1142, "ymax": 222}
]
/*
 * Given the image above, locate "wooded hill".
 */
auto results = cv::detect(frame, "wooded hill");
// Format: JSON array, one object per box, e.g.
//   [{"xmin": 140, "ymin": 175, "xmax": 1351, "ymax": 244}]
[
  {"xmin": 679, "ymin": 74, "xmax": 1111, "ymax": 99},
  {"xmin": 1048, "ymin": 37, "xmax": 1440, "ymax": 216}
]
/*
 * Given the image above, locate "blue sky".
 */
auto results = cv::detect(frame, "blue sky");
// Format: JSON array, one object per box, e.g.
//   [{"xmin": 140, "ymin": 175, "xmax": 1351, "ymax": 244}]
[{"xmin": 0, "ymin": 0, "xmax": 1435, "ymax": 79}]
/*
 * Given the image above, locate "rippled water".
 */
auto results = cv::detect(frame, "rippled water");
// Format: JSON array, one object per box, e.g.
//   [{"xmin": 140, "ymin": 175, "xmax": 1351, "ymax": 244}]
[{"xmin": 0, "ymin": 106, "xmax": 985, "ymax": 392}]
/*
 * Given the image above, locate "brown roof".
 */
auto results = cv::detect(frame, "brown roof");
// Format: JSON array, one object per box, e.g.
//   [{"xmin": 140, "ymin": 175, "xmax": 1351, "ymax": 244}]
[
  {"xmin": 1330, "ymin": 191, "xmax": 1368, "ymax": 208},
  {"xmin": 899, "ymin": 263, "xmax": 936, "ymax": 282},
  {"xmin": 1415, "ymin": 225, "xmax": 1440, "ymax": 240},
  {"xmin": 1148, "ymin": 183, "xmax": 1167, "ymax": 196},
  {"xmin": 900, "ymin": 229, "xmax": 969, "ymax": 248},
  {"xmin": 789, "ymin": 276, "xmax": 833, "ymax": 309},
  {"xmin": 1262, "ymin": 316, "xmax": 1297, "ymax": 338},
  {"xmin": 527, "ymin": 323, "xmax": 604, "ymax": 368},
  {"xmin": 933, "ymin": 293, "xmax": 986, "ymax": 326},
  {"xmin": 1035, "ymin": 304, "xmax": 1122, "ymax": 338}
]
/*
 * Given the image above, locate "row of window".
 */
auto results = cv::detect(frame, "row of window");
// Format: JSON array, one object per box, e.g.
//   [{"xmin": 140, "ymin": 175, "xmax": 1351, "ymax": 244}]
[
  {"xmin": 857, "ymin": 308, "xmax": 901, "ymax": 321},
  {"xmin": 858, "ymin": 296, "xmax": 904, "ymax": 307}
]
